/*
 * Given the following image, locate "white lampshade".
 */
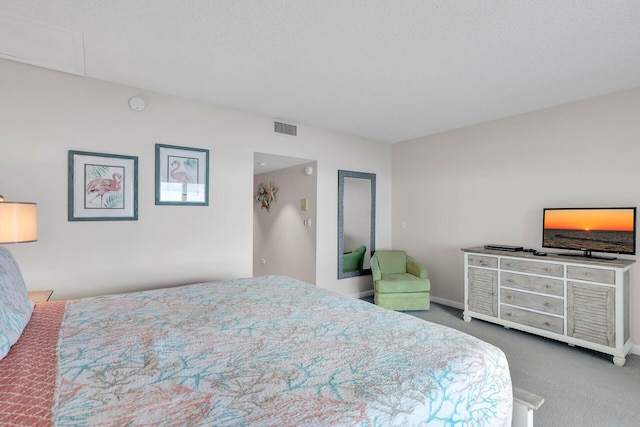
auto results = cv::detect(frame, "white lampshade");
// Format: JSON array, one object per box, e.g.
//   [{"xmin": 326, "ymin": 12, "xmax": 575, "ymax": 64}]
[{"xmin": 0, "ymin": 201, "xmax": 37, "ymax": 243}]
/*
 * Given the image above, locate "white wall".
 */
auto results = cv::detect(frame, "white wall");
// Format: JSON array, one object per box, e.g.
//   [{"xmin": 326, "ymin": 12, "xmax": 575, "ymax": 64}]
[
  {"xmin": 392, "ymin": 87, "xmax": 640, "ymax": 349},
  {"xmin": 253, "ymin": 162, "xmax": 317, "ymax": 283},
  {"xmin": 0, "ymin": 58, "xmax": 391, "ymax": 299}
]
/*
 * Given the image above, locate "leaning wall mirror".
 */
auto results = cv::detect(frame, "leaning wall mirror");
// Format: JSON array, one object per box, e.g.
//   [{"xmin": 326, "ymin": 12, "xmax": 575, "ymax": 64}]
[{"xmin": 338, "ymin": 170, "xmax": 376, "ymax": 279}]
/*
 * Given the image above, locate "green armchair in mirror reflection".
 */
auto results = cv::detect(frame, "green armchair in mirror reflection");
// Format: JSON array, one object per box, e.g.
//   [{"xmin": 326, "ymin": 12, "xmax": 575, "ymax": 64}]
[
  {"xmin": 371, "ymin": 250, "xmax": 430, "ymax": 311},
  {"xmin": 343, "ymin": 245, "xmax": 366, "ymax": 272}
]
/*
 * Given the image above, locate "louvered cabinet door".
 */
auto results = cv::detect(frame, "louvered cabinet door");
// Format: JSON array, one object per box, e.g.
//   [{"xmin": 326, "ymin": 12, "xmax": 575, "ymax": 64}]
[
  {"xmin": 567, "ymin": 281, "xmax": 615, "ymax": 347},
  {"xmin": 467, "ymin": 267, "xmax": 498, "ymax": 317}
]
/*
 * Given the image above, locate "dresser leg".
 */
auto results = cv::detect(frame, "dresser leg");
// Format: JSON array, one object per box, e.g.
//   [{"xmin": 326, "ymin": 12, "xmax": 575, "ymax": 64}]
[{"xmin": 613, "ymin": 356, "xmax": 626, "ymax": 367}]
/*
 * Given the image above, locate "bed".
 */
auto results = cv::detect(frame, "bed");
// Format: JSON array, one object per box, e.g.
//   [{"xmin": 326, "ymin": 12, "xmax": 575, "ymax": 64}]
[{"xmin": 0, "ymin": 248, "xmax": 512, "ymax": 426}]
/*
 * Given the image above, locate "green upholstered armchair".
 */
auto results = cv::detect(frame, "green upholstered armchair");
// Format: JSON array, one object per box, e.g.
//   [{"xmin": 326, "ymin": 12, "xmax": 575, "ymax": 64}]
[
  {"xmin": 371, "ymin": 250, "xmax": 430, "ymax": 311},
  {"xmin": 343, "ymin": 245, "xmax": 366, "ymax": 272}
]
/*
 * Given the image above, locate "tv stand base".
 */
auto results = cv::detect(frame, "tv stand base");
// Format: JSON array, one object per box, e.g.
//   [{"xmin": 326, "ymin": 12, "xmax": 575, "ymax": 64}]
[{"xmin": 556, "ymin": 252, "xmax": 617, "ymax": 260}]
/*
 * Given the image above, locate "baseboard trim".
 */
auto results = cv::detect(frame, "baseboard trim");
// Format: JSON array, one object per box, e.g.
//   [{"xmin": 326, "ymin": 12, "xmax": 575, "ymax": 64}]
[
  {"xmin": 632, "ymin": 344, "xmax": 640, "ymax": 356},
  {"xmin": 430, "ymin": 296, "xmax": 463, "ymax": 310},
  {"xmin": 352, "ymin": 289, "xmax": 374, "ymax": 299}
]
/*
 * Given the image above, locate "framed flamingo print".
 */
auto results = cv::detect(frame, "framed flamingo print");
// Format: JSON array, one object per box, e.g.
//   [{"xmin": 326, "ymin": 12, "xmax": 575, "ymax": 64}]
[
  {"xmin": 155, "ymin": 144, "xmax": 209, "ymax": 206},
  {"xmin": 68, "ymin": 150, "xmax": 138, "ymax": 221}
]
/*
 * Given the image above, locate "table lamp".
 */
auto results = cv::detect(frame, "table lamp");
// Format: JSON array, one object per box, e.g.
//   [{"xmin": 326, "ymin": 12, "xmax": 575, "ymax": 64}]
[{"xmin": 0, "ymin": 195, "xmax": 37, "ymax": 244}]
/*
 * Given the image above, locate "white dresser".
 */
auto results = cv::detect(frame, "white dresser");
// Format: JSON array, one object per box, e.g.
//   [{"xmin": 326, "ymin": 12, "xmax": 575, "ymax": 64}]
[{"xmin": 462, "ymin": 247, "xmax": 635, "ymax": 366}]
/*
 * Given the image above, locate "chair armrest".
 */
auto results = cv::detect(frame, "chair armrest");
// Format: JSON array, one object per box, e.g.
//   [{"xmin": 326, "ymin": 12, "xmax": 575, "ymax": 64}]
[
  {"xmin": 407, "ymin": 256, "xmax": 428, "ymax": 278},
  {"xmin": 370, "ymin": 255, "xmax": 382, "ymax": 281}
]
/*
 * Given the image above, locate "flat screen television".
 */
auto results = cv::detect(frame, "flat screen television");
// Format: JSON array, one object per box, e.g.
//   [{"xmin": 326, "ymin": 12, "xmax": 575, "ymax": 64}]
[{"xmin": 542, "ymin": 207, "xmax": 636, "ymax": 260}]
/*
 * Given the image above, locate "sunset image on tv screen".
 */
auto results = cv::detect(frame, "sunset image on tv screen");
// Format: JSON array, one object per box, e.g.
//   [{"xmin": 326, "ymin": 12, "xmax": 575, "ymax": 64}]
[
  {"xmin": 543, "ymin": 208, "xmax": 636, "ymax": 254},
  {"xmin": 544, "ymin": 209, "xmax": 635, "ymax": 231}
]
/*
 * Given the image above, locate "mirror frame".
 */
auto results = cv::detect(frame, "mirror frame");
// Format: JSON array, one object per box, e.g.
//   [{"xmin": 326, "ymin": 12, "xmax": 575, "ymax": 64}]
[{"xmin": 338, "ymin": 170, "xmax": 376, "ymax": 279}]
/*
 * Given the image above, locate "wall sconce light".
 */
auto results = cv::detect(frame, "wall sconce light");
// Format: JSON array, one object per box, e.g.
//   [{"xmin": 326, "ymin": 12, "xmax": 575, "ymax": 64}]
[
  {"xmin": 0, "ymin": 196, "xmax": 38, "ymax": 244},
  {"xmin": 304, "ymin": 166, "xmax": 313, "ymax": 176}
]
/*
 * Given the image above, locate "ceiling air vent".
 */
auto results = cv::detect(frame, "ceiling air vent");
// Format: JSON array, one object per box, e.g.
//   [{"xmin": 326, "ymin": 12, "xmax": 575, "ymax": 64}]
[{"xmin": 274, "ymin": 121, "xmax": 297, "ymax": 136}]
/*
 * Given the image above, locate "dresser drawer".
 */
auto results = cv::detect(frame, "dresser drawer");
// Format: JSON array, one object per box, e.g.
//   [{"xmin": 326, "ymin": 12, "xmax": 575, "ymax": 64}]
[
  {"xmin": 567, "ymin": 266, "xmax": 615, "ymax": 285},
  {"xmin": 500, "ymin": 258, "xmax": 564, "ymax": 277},
  {"xmin": 501, "ymin": 288, "xmax": 563, "ymax": 315},
  {"xmin": 468, "ymin": 254, "xmax": 498, "ymax": 268},
  {"xmin": 500, "ymin": 272, "xmax": 564, "ymax": 297},
  {"xmin": 500, "ymin": 305, "xmax": 564, "ymax": 334}
]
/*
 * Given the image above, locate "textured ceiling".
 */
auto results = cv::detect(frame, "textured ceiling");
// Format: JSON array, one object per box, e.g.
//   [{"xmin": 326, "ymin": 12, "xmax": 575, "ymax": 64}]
[{"xmin": 2, "ymin": 1, "xmax": 640, "ymax": 143}]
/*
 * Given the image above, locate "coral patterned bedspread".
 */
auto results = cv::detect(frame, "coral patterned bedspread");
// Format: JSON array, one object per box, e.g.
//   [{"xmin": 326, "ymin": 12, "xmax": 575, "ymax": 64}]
[{"xmin": 1, "ymin": 276, "xmax": 512, "ymax": 426}]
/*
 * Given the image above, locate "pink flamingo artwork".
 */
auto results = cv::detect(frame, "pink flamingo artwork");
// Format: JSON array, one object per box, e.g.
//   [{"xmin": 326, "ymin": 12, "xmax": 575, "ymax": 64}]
[
  {"xmin": 169, "ymin": 160, "xmax": 195, "ymax": 184},
  {"xmin": 169, "ymin": 159, "xmax": 196, "ymax": 199},
  {"xmin": 86, "ymin": 172, "xmax": 122, "ymax": 207}
]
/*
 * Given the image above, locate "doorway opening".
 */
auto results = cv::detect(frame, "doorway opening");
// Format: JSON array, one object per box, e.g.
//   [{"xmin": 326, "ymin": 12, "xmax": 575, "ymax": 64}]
[{"xmin": 253, "ymin": 153, "xmax": 317, "ymax": 284}]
